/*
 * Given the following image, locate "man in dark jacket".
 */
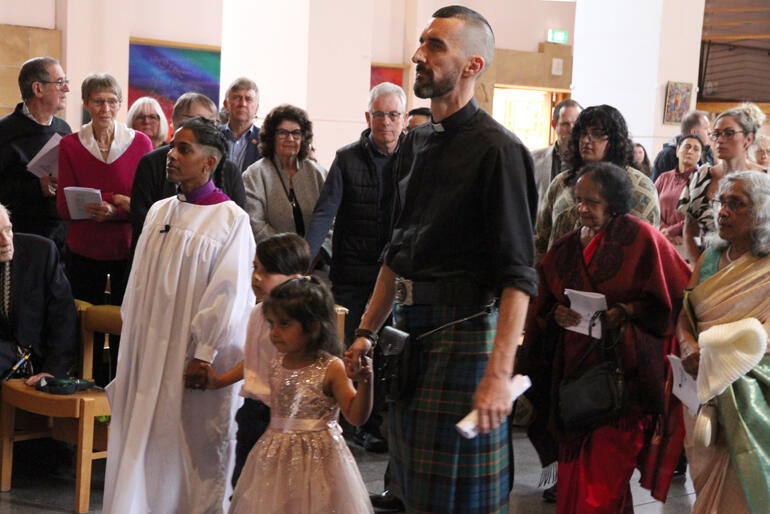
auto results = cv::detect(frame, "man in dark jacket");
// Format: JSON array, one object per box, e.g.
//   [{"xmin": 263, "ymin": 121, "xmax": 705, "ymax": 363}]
[
  {"xmin": 305, "ymin": 81, "xmax": 406, "ymax": 452},
  {"xmin": 651, "ymin": 110, "xmax": 714, "ymax": 181},
  {"xmin": 0, "ymin": 57, "xmax": 72, "ymax": 250},
  {"xmin": 0, "ymin": 202, "xmax": 76, "ymax": 385}
]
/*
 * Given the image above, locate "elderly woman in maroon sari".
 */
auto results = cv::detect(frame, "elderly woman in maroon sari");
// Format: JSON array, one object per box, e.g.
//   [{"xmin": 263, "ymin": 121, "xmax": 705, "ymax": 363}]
[{"xmin": 516, "ymin": 162, "xmax": 691, "ymax": 513}]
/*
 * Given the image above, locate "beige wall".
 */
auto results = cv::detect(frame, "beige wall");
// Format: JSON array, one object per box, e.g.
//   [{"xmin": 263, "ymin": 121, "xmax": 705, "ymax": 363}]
[{"xmin": 0, "ymin": 24, "xmax": 62, "ymax": 117}]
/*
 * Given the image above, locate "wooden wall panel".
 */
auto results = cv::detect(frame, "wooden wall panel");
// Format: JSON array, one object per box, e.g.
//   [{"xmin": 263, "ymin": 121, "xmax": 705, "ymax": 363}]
[{"xmin": 0, "ymin": 24, "xmax": 63, "ymax": 112}]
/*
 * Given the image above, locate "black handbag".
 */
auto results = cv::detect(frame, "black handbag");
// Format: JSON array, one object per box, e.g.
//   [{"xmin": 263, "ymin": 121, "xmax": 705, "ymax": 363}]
[
  {"xmin": 558, "ymin": 311, "xmax": 627, "ymax": 431},
  {"xmin": 379, "ymin": 303, "xmax": 494, "ymax": 403},
  {"xmin": 380, "ymin": 326, "xmax": 418, "ymax": 402}
]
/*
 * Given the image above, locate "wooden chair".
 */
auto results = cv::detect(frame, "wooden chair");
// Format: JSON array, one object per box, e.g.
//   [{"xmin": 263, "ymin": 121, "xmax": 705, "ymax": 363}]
[
  {"xmin": 335, "ymin": 305, "xmax": 349, "ymax": 343},
  {"xmin": 0, "ymin": 302, "xmax": 120, "ymax": 513}
]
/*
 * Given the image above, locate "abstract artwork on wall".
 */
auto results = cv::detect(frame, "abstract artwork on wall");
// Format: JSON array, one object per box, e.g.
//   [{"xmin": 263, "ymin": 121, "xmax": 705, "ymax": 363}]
[
  {"xmin": 663, "ymin": 81, "xmax": 693, "ymax": 125},
  {"xmin": 128, "ymin": 39, "xmax": 221, "ymax": 139},
  {"xmin": 370, "ymin": 64, "xmax": 406, "ymax": 89}
]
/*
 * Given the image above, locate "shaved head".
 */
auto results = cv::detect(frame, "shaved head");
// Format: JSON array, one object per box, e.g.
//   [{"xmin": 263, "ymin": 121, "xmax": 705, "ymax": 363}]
[{"xmin": 432, "ymin": 5, "xmax": 495, "ymax": 73}]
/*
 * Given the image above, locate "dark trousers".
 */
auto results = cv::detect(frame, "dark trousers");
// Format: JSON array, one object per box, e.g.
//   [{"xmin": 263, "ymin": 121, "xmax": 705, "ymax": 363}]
[
  {"xmin": 232, "ymin": 398, "xmax": 271, "ymax": 488},
  {"xmin": 332, "ymin": 282, "xmax": 387, "ymax": 433},
  {"xmin": 64, "ymin": 249, "xmax": 127, "ymax": 386}
]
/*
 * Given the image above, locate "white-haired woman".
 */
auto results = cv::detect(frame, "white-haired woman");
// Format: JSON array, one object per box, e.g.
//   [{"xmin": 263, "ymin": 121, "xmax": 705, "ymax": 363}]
[
  {"xmin": 126, "ymin": 96, "xmax": 168, "ymax": 149},
  {"xmin": 677, "ymin": 170, "xmax": 770, "ymax": 512}
]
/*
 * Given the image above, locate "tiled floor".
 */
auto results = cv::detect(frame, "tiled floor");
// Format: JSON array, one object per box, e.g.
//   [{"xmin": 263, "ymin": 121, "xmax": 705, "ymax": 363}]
[{"xmin": 0, "ymin": 429, "xmax": 695, "ymax": 513}]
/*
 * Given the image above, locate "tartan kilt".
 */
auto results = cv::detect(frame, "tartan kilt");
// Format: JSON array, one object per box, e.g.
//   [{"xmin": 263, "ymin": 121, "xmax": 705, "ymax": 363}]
[{"xmin": 388, "ymin": 303, "xmax": 509, "ymax": 514}]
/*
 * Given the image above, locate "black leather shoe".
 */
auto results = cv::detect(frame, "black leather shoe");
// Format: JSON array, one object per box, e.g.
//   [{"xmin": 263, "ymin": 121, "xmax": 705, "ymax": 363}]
[
  {"xmin": 353, "ymin": 428, "xmax": 388, "ymax": 453},
  {"xmin": 542, "ymin": 482, "xmax": 557, "ymax": 503},
  {"xmin": 369, "ymin": 490, "xmax": 404, "ymax": 512}
]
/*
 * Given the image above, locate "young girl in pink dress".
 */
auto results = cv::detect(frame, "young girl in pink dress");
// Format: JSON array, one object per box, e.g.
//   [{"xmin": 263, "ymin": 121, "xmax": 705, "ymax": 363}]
[{"xmin": 228, "ymin": 277, "xmax": 374, "ymax": 514}]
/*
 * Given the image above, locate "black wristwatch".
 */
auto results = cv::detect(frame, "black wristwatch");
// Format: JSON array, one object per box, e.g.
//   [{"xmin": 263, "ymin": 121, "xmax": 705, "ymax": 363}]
[{"xmin": 354, "ymin": 328, "xmax": 378, "ymax": 346}]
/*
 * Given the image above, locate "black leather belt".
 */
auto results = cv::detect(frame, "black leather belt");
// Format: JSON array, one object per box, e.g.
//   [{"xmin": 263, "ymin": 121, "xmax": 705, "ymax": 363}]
[{"xmin": 394, "ymin": 276, "xmax": 494, "ymax": 306}]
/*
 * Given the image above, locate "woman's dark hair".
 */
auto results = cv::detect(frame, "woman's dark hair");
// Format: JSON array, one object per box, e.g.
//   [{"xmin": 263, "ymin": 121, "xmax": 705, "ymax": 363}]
[
  {"xmin": 176, "ymin": 117, "xmax": 230, "ymax": 181},
  {"xmin": 676, "ymin": 133, "xmax": 704, "ymax": 150},
  {"xmin": 256, "ymin": 233, "xmax": 310, "ymax": 275},
  {"xmin": 258, "ymin": 104, "xmax": 313, "ymax": 160},
  {"xmin": 575, "ymin": 162, "xmax": 635, "ymax": 216},
  {"xmin": 633, "ymin": 143, "xmax": 651, "ymax": 176},
  {"xmin": 263, "ymin": 277, "xmax": 342, "ymax": 357},
  {"xmin": 566, "ymin": 105, "xmax": 633, "ymax": 184}
]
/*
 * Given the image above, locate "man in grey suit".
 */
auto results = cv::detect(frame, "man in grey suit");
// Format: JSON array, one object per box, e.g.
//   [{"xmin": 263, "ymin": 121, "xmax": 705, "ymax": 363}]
[{"xmin": 532, "ymin": 99, "xmax": 582, "ymax": 203}]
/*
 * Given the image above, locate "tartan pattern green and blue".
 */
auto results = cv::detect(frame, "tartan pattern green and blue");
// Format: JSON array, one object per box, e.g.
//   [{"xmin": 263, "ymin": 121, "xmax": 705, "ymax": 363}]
[{"xmin": 388, "ymin": 303, "xmax": 509, "ymax": 513}]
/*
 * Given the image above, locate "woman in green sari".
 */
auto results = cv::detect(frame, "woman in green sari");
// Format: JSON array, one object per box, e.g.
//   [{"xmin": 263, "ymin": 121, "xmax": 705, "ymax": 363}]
[{"xmin": 676, "ymin": 170, "xmax": 770, "ymax": 513}]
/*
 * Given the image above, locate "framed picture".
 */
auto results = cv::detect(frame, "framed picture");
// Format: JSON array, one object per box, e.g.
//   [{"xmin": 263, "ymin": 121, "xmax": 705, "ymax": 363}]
[
  {"xmin": 663, "ymin": 81, "xmax": 693, "ymax": 125},
  {"xmin": 371, "ymin": 63, "xmax": 407, "ymax": 89},
  {"xmin": 128, "ymin": 38, "xmax": 222, "ymax": 137}
]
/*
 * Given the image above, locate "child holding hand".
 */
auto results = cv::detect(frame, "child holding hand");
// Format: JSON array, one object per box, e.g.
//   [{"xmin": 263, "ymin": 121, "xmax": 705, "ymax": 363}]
[
  {"xmin": 204, "ymin": 233, "xmax": 309, "ymax": 487},
  {"xmin": 229, "ymin": 277, "xmax": 374, "ymax": 514}
]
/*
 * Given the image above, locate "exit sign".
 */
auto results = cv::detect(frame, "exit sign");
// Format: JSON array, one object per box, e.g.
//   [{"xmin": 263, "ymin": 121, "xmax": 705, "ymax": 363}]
[{"xmin": 548, "ymin": 29, "xmax": 568, "ymax": 44}]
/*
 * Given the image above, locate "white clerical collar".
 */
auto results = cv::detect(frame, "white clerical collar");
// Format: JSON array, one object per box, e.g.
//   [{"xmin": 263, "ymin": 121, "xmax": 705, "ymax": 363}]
[
  {"xmin": 431, "ymin": 122, "xmax": 445, "ymax": 132},
  {"xmin": 78, "ymin": 121, "xmax": 136, "ymax": 164}
]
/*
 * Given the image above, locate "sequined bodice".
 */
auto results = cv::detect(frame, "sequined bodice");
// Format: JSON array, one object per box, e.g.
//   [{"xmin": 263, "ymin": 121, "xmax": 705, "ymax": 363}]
[{"xmin": 269, "ymin": 352, "xmax": 339, "ymax": 428}]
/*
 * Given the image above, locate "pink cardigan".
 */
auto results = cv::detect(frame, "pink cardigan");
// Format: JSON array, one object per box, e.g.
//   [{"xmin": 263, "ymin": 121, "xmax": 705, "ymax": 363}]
[{"xmin": 57, "ymin": 130, "xmax": 152, "ymax": 261}]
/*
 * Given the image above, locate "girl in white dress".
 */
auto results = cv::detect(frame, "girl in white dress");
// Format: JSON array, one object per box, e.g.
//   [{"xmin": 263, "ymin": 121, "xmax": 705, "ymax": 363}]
[{"xmin": 229, "ymin": 277, "xmax": 374, "ymax": 514}]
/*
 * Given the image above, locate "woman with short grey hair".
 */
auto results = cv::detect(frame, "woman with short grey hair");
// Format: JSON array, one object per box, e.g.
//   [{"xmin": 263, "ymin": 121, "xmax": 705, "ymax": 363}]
[{"xmin": 56, "ymin": 72, "xmax": 153, "ymax": 385}]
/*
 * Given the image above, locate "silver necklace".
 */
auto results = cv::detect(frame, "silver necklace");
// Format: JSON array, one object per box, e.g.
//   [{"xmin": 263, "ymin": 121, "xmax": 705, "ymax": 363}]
[{"xmin": 725, "ymin": 244, "xmax": 743, "ymax": 263}]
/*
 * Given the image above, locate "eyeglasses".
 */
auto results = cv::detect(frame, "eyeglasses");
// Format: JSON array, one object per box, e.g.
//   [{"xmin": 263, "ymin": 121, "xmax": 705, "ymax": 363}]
[
  {"xmin": 90, "ymin": 98, "xmax": 120, "ymax": 108},
  {"xmin": 371, "ymin": 111, "xmax": 403, "ymax": 121},
  {"xmin": 580, "ymin": 129, "xmax": 608, "ymax": 142},
  {"xmin": 40, "ymin": 77, "xmax": 69, "ymax": 89},
  {"xmin": 711, "ymin": 198, "xmax": 747, "ymax": 213},
  {"xmin": 711, "ymin": 129, "xmax": 745, "ymax": 141},
  {"xmin": 135, "ymin": 114, "xmax": 160, "ymax": 122},
  {"xmin": 276, "ymin": 129, "xmax": 302, "ymax": 139}
]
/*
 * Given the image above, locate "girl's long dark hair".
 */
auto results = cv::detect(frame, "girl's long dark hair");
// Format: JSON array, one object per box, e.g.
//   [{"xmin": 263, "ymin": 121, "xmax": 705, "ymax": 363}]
[{"xmin": 263, "ymin": 277, "xmax": 342, "ymax": 357}]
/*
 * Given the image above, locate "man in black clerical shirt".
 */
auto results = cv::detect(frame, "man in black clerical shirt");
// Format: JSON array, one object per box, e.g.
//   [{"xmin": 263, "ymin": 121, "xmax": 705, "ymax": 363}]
[
  {"xmin": 0, "ymin": 57, "xmax": 72, "ymax": 250},
  {"xmin": 346, "ymin": 6, "xmax": 537, "ymax": 513}
]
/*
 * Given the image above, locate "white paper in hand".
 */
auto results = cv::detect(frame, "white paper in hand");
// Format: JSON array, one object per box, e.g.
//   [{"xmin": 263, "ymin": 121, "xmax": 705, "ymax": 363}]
[
  {"xmin": 564, "ymin": 289, "xmax": 607, "ymax": 336},
  {"xmin": 456, "ymin": 375, "xmax": 532, "ymax": 439},
  {"xmin": 26, "ymin": 133, "xmax": 62, "ymax": 178},
  {"xmin": 668, "ymin": 354, "xmax": 699, "ymax": 414},
  {"xmin": 63, "ymin": 187, "xmax": 102, "ymax": 220}
]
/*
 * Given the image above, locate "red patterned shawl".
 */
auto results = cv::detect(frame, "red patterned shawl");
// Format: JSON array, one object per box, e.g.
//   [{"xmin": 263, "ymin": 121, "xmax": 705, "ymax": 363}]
[{"xmin": 516, "ymin": 214, "xmax": 691, "ymax": 501}]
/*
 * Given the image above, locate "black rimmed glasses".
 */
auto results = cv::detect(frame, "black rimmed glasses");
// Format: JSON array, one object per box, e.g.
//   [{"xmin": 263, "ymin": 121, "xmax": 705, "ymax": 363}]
[
  {"xmin": 371, "ymin": 111, "xmax": 403, "ymax": 121},
  {"xmin": 136, "ymin": 114, "xmax": 160, "ymax": 122},
  {"xmin": 580, "ymin": 129, "xmax": 608, "ymax": 142},
  {"xmin": 711, "ymin": 129, "xmax": 746, "ymax": 141},
  {"xmin": 276, "ymin": 129, "xmax": 302, "ymax": 139}
]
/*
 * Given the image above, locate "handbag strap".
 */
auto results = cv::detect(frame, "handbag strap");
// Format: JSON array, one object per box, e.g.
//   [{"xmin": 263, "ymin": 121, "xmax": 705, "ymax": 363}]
[
  {"xmin": 563, "ymin": 311, "xmax": 626, "ymax": 380},
  {"xmin": 270, "ymin": 158, "xmax": 305, "ymax": 235}
]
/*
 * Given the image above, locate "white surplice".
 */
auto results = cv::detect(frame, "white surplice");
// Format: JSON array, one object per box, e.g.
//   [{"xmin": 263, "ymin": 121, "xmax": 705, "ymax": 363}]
[{"xmin": 103, "ymin": 197, "xmax": 255, "ymax": 514}]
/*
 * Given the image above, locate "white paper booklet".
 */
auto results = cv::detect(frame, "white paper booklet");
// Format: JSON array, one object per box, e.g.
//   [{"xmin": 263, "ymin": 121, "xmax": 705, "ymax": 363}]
[
  {"xmin": 63, "ymin": 187, "xmax": 102, "ymax": 220},
  {"xmin": 668, "ymin": 354, "xmax": 700, "ymax": 414},
  {"xmin": 564, "ymin": 289, "xmax": 607, "ymax": 336},
  {"xmin": 26, "ymin": 133, "xmax": 62, "ymax": 178},
  {"xmin": 456, "ymin": 375, "xmax": 532, "ymax": 439}
]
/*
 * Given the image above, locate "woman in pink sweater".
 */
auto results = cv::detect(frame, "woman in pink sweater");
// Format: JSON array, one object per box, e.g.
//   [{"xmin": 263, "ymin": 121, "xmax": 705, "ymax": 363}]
[
  {"xmin": 57, "ymin": 73, "xmax": 152, "ymax": 383},
  {"xmin": 654, "ymin": 134, "xmax": 703, "ymax": 250}
]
